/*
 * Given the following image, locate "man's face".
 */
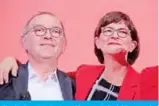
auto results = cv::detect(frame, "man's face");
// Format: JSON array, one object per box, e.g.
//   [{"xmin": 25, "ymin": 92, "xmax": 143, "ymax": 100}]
[{"xmin": 22, "ymin": 14, "xmax": 66, "ymax": 59}]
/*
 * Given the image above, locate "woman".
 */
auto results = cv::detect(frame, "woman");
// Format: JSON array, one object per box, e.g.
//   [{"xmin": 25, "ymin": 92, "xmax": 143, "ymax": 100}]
[
  {"xmin": 0, "ymin": 11, "xmax": 141, "ymax": 100},
  {"xmin": 74, "ymin": 11, "xmax": 140, "ymax": 100}
]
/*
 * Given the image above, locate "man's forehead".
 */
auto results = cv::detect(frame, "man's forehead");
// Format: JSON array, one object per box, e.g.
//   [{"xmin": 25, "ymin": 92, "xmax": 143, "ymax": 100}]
[{"xmin": 28, "ymin": 14, "xmax": 63, "ymax": 28}]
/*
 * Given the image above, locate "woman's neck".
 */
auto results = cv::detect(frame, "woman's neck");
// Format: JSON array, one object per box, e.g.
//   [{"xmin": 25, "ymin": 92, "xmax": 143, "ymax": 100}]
[{"xmin": 102, "ymin": 53, "xmax": 128, "ymax": 86}]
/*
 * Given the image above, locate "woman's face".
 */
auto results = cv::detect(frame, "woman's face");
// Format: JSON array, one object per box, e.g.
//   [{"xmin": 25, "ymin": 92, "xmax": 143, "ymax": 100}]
[{"xmin": 95, "ymin": 22, "xmax": 137, "ymax": 55}]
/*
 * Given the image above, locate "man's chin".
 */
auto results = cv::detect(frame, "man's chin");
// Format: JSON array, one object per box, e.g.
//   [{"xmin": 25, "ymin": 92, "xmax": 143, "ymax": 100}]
[{"xmin": 39, "ymin": 54, "xmax": 56, "ymax": 59}]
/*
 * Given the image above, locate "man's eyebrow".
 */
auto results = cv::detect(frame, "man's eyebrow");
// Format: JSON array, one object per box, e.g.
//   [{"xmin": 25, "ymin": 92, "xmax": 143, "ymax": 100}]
[
  {"xmin": 24, "ymin": 24, "xmax": 42, "ymax": 34},
  {"xmin": 51, "ymin": 26, "xmax": 63, "ymax": 29},
  {"xmin": 30, "ymin": 24, "xmax": 43, "ymax": 28}
]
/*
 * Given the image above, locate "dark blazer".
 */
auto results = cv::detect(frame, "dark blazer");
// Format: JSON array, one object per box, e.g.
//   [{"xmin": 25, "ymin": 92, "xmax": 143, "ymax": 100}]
[
  {"xmin": 75, "ymin": 65, "xmax": 141, "ymax": 100},
  {"xmin": 0, "ymin": 63, "xmax": 75, "ymax": 100},
  {"xmin": 140, "ymin": 66, "xmax": 158, "ymax": 100}
]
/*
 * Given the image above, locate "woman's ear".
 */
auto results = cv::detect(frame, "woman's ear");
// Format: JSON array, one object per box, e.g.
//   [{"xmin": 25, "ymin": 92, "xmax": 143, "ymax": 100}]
[
  {"xmin": 94, "ymin": 37, "xmax": 100, "ymax": 49},
  {"xmin": 129, "ymin": 41, "xmax": 137, "ymax": 52}
]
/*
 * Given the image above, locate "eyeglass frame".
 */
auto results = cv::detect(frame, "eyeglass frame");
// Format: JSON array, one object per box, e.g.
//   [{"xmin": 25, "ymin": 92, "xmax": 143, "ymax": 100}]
[
  {"xmin": 101, "ymin": 26, "xmax": 131, "ymax": 38},
  {"xmin": 23, "ymin": 25, "xmax": 64, "ymax": 38}
]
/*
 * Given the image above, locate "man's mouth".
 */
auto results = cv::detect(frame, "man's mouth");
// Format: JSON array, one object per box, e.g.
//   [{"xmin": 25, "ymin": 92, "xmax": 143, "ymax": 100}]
[{"xmin": 40, "ymin": 44, "xmax": 55, "ymax": 47}]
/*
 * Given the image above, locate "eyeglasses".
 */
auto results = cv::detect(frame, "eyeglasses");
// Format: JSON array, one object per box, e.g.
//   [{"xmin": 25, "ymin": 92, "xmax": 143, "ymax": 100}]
[
  {"xmin": 101, "ymin": 27, "xmax": 131, "ymax": 38},
  {"xmin": 25, "ymin": 25, "xmax": 64, "ymax": 38}
]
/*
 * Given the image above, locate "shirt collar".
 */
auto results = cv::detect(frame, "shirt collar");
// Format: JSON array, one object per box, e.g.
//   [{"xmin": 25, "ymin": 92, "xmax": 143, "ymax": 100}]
[{"xmin": 28, "ymin": 62, "xmax": 58, "ymax": 82}]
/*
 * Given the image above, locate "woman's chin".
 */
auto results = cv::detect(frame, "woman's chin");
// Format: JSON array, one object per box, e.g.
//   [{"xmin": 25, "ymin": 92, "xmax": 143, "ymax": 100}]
[{"xmin": 105, "ymin": 49, "xmax": 126, "ymax": 55}]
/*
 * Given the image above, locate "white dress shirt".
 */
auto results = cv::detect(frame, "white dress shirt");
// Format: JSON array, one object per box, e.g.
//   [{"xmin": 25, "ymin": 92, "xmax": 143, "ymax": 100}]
[{"xmin": 27, "ymin": 63, "xmax": 64, "ymax": 100}]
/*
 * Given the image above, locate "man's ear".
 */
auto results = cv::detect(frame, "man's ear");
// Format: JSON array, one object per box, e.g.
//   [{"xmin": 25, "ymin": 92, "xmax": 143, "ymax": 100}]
[
  {"xmin": 20, "ymin": 35, "xmax": 27, "ymax": 50},
  {"xmin": 61, "ymin": 37, "xmax": 67, "ymax": 53},
  {"xmin": 94, "ymin": 37, "xmax": 100, "ymax": 49},
  {"xmin": 129, "ymin": 41, "xmax": 137, "ymax": 52}
]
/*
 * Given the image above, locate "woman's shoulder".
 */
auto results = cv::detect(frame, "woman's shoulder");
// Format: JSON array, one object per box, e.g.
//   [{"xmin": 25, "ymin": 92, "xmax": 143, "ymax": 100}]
[
  {"xmin": 75, "ymin": 64, "xmax": 105, "ymax": 82},
  {"xmin": 75, "ymin": 64, "xmax": 105, "ymax": 76},
  {"xmin": 76, "ymin": 64, "xmax": 104, "ymax": 72}
]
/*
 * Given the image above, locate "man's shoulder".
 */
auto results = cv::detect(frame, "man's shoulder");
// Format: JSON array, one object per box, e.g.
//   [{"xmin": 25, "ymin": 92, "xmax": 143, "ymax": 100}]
[
  {"xmin": 0, "ymin": 64, "xmax": 28, "ymax": 100},
  {"xmin": 57, "ymin": 69, "xmax": 69, "ymax": 77},
  {"xmin": 0, "ymin": 81, "xmax": 15, "ymax": 99},
  {"xmin": 57, "ymin": 69, "xmax": 75, "ymax": 82}
]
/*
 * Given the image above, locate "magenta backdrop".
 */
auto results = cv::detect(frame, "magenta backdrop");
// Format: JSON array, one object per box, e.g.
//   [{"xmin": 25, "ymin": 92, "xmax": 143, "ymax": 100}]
[{"xmin": 0, "ymin": 0, "xmax": 157, "ymax": 72}]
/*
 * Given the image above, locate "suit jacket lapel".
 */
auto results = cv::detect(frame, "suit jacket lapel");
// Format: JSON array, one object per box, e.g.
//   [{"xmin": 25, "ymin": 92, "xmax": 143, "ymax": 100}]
[{"xmin": 57, "ymin": 70, "xmax": 74, "ymax": 100}]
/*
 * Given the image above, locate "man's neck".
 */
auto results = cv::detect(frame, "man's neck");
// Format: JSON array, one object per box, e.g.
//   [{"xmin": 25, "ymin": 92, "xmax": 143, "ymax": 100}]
[{"xmin": 28, "ymin": 56, "xmax": 58, "ymax": 80}]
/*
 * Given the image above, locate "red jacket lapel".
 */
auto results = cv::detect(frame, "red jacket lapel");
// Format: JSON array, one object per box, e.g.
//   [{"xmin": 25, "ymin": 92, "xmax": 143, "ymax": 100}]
[
  {"xmin": 75, "ymin": 65, "xmax": 104, "ymax": 100},
  {"xmin": 117, "ymin": 66, "xmax": 140, "ymax": 100}
]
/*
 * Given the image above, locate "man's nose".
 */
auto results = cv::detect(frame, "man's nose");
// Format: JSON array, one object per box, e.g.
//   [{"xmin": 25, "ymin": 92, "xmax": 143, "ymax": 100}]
[{"xmin": 43, "ymin": 30, "xmax": 52, "ymax": 39}]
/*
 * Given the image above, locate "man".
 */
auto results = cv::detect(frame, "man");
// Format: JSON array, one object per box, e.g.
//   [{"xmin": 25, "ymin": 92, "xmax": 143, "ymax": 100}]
[{"xmin": 0, "ymin": 12, "xmax": 75, "ymax": 100}]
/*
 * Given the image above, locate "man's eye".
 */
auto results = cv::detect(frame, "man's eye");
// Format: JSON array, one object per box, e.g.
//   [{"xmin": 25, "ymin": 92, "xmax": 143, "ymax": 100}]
[
  {"xmin": 52, "ymin": 29, "xmax": 61, "ymax": 34},
  {"xmin": 35, "ymin": 28, "xmax": 44, "ymax": 32}
]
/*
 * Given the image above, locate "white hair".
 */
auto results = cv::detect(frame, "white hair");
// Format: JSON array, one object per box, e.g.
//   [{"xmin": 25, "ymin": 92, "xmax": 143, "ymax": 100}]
[{"xmin": 23, "ymin": 11, "xmax": 65, "ymax": 36}]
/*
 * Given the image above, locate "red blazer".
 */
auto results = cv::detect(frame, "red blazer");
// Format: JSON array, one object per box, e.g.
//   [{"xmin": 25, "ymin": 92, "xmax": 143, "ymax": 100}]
[
  {"xmin": 74, "ymin": 65, "xmax": 141, "ymax": 100},
  {"xmin": 140, "ymin": 66, "xmax": 158, "ymax": 100}
]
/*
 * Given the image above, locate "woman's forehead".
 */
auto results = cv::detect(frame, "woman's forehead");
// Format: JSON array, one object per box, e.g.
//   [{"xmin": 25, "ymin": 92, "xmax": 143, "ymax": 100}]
[{"xmin": 104, "ymin": 22, "xmax": 129, "ymax": 29}]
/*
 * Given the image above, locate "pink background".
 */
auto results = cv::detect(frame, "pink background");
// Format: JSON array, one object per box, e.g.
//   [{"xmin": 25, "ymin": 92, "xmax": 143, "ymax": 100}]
[{"xmin": 0, "ymin": 0, "xmax": 157, "ymax": 72}]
